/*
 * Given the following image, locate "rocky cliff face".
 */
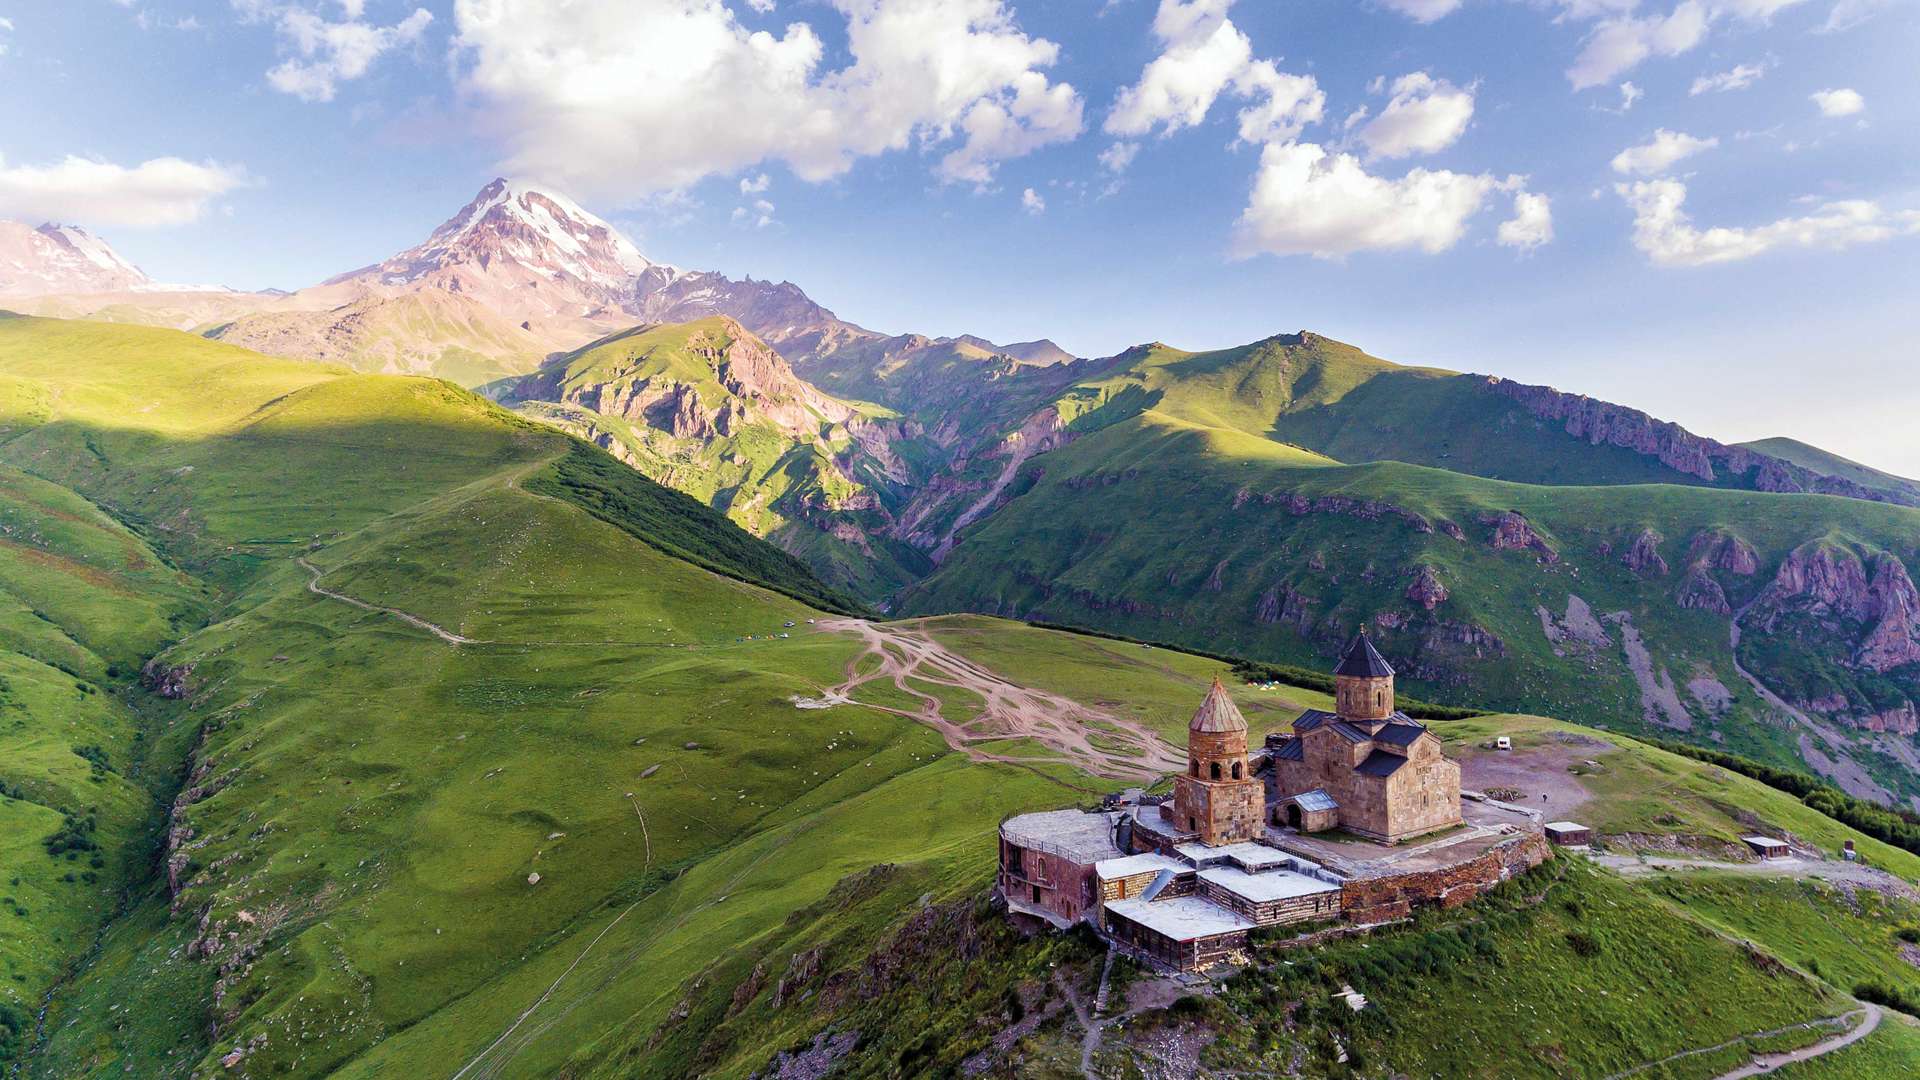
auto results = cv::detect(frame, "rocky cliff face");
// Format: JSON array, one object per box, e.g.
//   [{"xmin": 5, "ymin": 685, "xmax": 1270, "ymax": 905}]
[{"xmin": 1487, "ymin": 377, "xmax": 1920, "ymax": 507}]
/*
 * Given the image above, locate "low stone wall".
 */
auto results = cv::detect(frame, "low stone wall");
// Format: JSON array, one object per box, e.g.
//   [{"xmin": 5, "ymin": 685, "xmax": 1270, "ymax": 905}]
[{"xmin": 1339, "ymin": 831, "xmax": 1550, "ymax": 924}]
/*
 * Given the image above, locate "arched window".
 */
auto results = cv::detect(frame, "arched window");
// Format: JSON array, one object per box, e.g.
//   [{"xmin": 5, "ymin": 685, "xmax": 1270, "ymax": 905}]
[
  {"xmin": 1210, "ymin": 761, "xmax": 1222, "ymax": 781},
  {"xmin": 1376, "ymin": 688, "xmax": 1386, "ymax": 708},
  {"xmin": 1232, "ymin": 761, "xmax": 1244, "ymax": 779}
]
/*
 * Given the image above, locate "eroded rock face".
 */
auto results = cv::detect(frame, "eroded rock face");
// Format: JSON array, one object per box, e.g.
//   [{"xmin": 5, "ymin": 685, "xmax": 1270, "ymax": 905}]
[
  {"xmin": 1858, "ymin": 554, "xmax": 1920, "ymax": 672},
  {"xmin": 1479, "ymin": 510, "xmax": 1557, "ymax": 563},
  {"xmin": 140, "ymin": 658, "xmax": 197, "ymax": 700},
  {"xmin": 1486, "ymin": 377, "xmax": 1918, "ymax": 507},
  {"xmin": 1756, "ymin": 542, "xmax": 1874, "ymax": 624},
  {"xmin": 1622, "ymin": 529, "xmax": 1668, "ymax": 577},
  {"xmin": 1406, "ymin": 565, "xmax": 1449, "ymax": 610}
]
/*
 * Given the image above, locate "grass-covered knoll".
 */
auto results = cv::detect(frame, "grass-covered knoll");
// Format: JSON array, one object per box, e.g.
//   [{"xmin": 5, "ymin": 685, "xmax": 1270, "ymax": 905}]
[
  {"xmin": 1206, "ymin": 859, "xmax": 1842, "ymax": 1078},
  {"xmin": 1645, "ymin": 873, "xmax": 1920, "ymax": 1004},
  {"xmin": 899, "ymin": 408, "xmax": 1920, "ymax": 803},
  {"xmin": 1741, "ymin": 436, "xmax": 1920, "ymax": 505}
]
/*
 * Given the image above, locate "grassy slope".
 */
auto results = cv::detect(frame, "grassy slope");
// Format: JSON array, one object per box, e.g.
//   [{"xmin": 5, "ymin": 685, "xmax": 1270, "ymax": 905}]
[
  {"xmin": 899, "ymin": 408, "xmax": 1920, "ymax": 801},
  {"xmin": 506, "ymin": 319, "xmax": 929, "ymax": 599},
  {"xmin": 4, "ymin": 314, "xmax": 1917, "ymax": 1076},
  {"xmin": 1741, "ymin": 436, "xmax": 1920, "ymax": 504}
]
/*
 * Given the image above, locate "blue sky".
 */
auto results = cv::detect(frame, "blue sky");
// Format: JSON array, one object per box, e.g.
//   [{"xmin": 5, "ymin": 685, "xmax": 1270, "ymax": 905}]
[{"xmin": 2, "ymin": 0, "xmax": 1917, "ymax": 471}]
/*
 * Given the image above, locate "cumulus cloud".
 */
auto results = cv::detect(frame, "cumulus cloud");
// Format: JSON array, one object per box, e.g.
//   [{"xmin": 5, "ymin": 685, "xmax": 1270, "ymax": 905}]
[
  {"xmin": 1021, "ymin": 187, "xmax": 1045, "ymax": 214},
  {"xmin": 1610, "ymin": 129, "xmax": 1718, "ymax": 175},
  {"xmin": 1820, "ymin": 0, "xmax": 1889, "ymax": 32},
  {"xmin": 0, "ymin": 16, "xmax": 11, "ymax": 60},
  {"xmin": 1811, "ymin": 87, "xmax": 1865, "ymax": 117},
  {"xmin": 1232, "ymin": 141, "xmax": 1531, "ymax": 258},
  {"xmin": 1105, "ymin": 0, "xmax": 1323, "ymax": 146},
  {"xmin": 739, "ymin": 173, "xmax": 770, "ymax": 195},
  {"xmin": 1376, "ymin": 0, "xmax": 1465, "ymax": 22},
  {"xmin": 1619, "ymin": 81, "xmax": 1643, "ymax": 110},
  {"xmin": 1357, "ymin": 72, "xmax": 1475, "ymax": 160},
  {"xmin": 732, "ymin": 197, "xmax": 776, "ymax": 227},
  {"xmin": 1498, "ymin": 191, "xmax": 1554, "ymax": 251},
  {"xmin": 451, "ymin": 0, "xmax": 1081, "ymax": 196},
  {"xmin": 233, "ymin": 1, "xmax": 433, "ymax": 103},
  {"xmin": 1617, "ymin": 178, "xmax": 1920, "ymax": 265},
  {"xmin": 1689, "ymin": 61, "xmax": 1766, "ymax": 94},
  {"xmin": 1567, "ymin": 2, "xmax": 1709, "ymax": 89},
  {"xmin": 0, "ymin": 154, "xmax": 249, "ymax": 227}
]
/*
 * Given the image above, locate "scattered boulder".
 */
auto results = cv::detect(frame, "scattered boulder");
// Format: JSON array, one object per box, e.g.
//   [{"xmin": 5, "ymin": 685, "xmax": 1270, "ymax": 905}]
[{"xmin": 527, "ymin": 872, "xmax": 541, "ymax": 886}]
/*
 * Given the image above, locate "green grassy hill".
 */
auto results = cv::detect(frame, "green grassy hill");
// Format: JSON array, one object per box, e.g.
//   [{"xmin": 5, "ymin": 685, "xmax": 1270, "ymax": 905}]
[
  {"xmin": 5, "ymin": 313, "xmax": 1919, "ymax": 1078},
  {"xmin": 1739, "ymin": 436, "xmax": 1920, "ymax": 505},
  {"xmin": 895, "ymin": 340, "xmax": 1920, "ymax": 808}
]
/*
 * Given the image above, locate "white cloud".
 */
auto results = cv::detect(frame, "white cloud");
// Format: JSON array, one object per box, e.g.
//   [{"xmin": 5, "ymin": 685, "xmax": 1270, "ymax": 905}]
[
  {"xmin": 1689, "ymin": 62, "xmax": 1766, "ymax": 94},
  {"xmin": 732, "ymin": 197, "xmax": 776, "ymax": 228},
  {"xmin": 1098, "ymin": 141, "xmax": 1140, "ymax": 173},
  {"xmin": 1104, "ymin": 0, "xmax": 1323, "ymax": 146},
  {"xmin": 1357, "ymin": 71, "xmax": 1474, "ymax": 160},
  {"xmin": 1232, "ymin": 141, "xmax": 1527, "ymax": 258},
  {"xmin": 1498, "ymin": 190, "xmax": 1554, "ymax": 251},
  {"xmin": 1820, "ymin": 0, "xmax": 1889, "ymax": 32},
  {"xmin": 746, "ymin": 0, "xmax": 777, "ymax": 11},
  {"xmin": 1567, "ymin": 2, "xmax": 1710, "ymax": 90},
  {"xmin": 1376, "ymin": 0, "xmax": 1464, "ymax": 22},
  {"xmin": 1610, "ymin": 128, "xmax": 1718, "ymax": 175},
  {"xmin": 1811, "ymin": 87, "xmax": 1865, "ymax": 117},
  {"xmin": 232, "ymin": 2, "xmax": 434, "ymax": 103},
  {"xmin": 452, "ymin": 0, "xmax": 1082, "ymax": 196},
  {"xmin": 1617, "ymin": 178, "xmax": 1920, "ymax": 265},
  {"xmin": 0, "ymin": 154, "xmax": 249, "ymax": 227},
  {"xmin": 1619, "ymin": 81, "xmax": 1643, "ymax": 109},
  {"xmin": 739, "ymin": 173, "xmax": 770, "ymax": 195},
  {"xmin": 1021, "ymin": 187, "xmax": 1045, "ymax": 214}
]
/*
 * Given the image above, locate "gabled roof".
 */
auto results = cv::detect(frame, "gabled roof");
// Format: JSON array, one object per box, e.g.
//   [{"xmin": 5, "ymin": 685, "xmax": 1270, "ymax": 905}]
[
  {"xmin": 1373, "ymin": 718, "xmax": 1431, "ymax": 747},
  {"xmin": 1189, "ymin": 677, "xmax": 1248, "ymax": 733},
  {"xmin": 1292, "ymin": 708, "xmax": 1336, "ymax": 733},
  {"xmin": 1272, "ymin": 737, "xmax": 1304, "ymax": 761},
  {"xmin": 1335, "ymin": 631, "xmax": 1395, "ymax": 678},
  {"xmin": 1355, "ymin": 750, "xmax": 1408, "ymax": 778},
  {"xmin": 1328, "ymin": 721, "xmax": 1373, "ymax": 743}
]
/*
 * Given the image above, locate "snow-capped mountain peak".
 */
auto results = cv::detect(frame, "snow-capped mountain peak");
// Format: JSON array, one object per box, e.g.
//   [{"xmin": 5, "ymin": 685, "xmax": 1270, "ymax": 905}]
[
  {"xmin": 0, "ymin": 220, "xmax": 151, "ymax": 296},
  {"xmin": 366, "ymin": 177, "xmax": 671, "ymax": 291}
]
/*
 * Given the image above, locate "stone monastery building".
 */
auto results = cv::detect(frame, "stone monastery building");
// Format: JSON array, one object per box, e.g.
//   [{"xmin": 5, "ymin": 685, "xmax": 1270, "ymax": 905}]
[
  {"xmin": 997, "ymin": 631, "xmax": 1539, "ymax": 971},
  {"xmin": 1264, "ymin": 631, "xmax": 1463, "ymax": 843}
]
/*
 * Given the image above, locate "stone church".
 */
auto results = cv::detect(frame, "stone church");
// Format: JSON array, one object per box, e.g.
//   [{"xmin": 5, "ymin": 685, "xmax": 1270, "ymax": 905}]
[{"xmin": 1264, "ymin": 631, "xmax": 1463, "ymax": 843}]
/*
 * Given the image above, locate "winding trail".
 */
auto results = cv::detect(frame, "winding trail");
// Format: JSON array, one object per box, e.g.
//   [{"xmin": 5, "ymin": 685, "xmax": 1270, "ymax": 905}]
[
  {"xmin": 1604, "ymin": 1005, "xmax": 1879, "ymax": 1080},
  {"xmin": 814, "ymin": 618, "xmax": 1184, "ymax": 783},
  {"xmin": 300, "ymin": 557, "xmax": 477, "ymax": 645}
]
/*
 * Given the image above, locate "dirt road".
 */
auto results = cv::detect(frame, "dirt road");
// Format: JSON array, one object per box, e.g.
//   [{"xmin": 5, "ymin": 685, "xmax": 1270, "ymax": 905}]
[
  {"xmin": 1714, "ymin": 1004, "xmax": 1880, "ymax": 1079},
  {"xmin": 813, "ymin": 619, "xmax": 1184, "ymax": 783},
  {"xmin": 1590, "ymin": 851, "xmax": 1919, "ymax": 898}
]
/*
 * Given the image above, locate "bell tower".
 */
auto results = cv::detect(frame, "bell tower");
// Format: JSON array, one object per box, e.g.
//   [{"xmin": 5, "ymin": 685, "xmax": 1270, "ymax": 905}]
[
  {"xmin": 1163, "ymin": 678, "xmax": 1266, "ymax": 845},
  {"xmin": 1334, "ymin": 628, "xmax": 1395, "ymax": 726}
]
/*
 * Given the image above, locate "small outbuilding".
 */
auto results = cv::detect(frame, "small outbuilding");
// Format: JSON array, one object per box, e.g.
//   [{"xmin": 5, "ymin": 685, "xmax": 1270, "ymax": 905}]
[
  {"xmin": 1277, "ymin": 789, "xmax": 1340, "ymax": 834},
  {"xmin": 1742, "ymin": 835, "xmax": 1791, "ymax": 860},
  {"xmin": 1544, "ymin": 821, "xmax": 1592, "ymax": 847}
]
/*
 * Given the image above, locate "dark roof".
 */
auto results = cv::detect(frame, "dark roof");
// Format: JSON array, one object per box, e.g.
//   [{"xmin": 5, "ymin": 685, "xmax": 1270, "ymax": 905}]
[
  {"xmin": 1334, "ymin": 631, "xmax": 1395, "ymax": 678},
  {"xmin": 1355, "ymin": 750, "xmax": 1408, "ymax": 777},
  {"xmin": 1374, "ymin": 718, "xmax": 1430, "ymax": 747},
  {"xmin": 1292, "ymin": 708, "xmax": 1336, "ymax": 733},
  {"xmin": 1272, "ymin": 737, "xmax": 1304, "ymax": 761},
  {"xmin": 1329, "ymin": 721, "xmax": 1372, "ymax": 743}
]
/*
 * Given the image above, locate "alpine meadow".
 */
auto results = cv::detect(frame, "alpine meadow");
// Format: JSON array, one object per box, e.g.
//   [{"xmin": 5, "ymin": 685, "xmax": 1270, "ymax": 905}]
[{"xmin": 4, "ymin": 1, "xmax": 1920, "ymax": 1077}]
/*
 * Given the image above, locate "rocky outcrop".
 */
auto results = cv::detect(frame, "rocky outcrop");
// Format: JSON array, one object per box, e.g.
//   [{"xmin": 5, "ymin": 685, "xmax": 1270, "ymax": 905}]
[
  {"xmin": 1755, "ymin": 542, "xmax": 1874, "ymax": 623},
  {"xmin": 1406, "ymin": 565, "xmax": 1449, "ymax": 610},
  {"xmin": 1622, "ymin": 529, "xmax": 1668, "ymax": 577},
  {"xmin": 141, "ymin": 658, "xmax": 196, "ymax": 700},
  {"xmin": 1255, "ymin": 584, "xmax": 1313, "ymax": 629},
  {"xmin": 1486, "ymin": 377, "xmax": 1920, "ymax": 507},
  {"xmin": 1675, "ymin": 566, "xmax": 1732, "ymax": 615},
  {"xmin": 1479, "ymin": 510, "xmax": 1557, "ymax": 563},
  {"xmin": 1688, "ymin": 530, "xmax": 1760, "ymax": 575},
  {"xmin": 1858, "ymin": 554, "xmax": 1920, "ymax": 672}
]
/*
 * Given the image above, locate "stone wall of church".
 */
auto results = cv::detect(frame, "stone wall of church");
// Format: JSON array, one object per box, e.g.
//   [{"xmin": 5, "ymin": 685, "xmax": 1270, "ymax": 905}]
[
  {"xmin": 1339, "ymin": 831, "xmax": 1551, "ymax": 923},
  {"xmin": 1381, "ymin": 753, "xmax": 1463, "ymax": 842},
  {"xmin": 1174, "ymin": 775, "xmax": 1265, "ymax": 844}
]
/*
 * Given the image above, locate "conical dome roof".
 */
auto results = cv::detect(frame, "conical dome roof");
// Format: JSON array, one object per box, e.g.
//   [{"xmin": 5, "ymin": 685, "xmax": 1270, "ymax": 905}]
[
  {"xmin": 1190, "ymin": 677, "xmax": 1248, "ymax": 733},
  {"xmin": 1335, "ymin": 630, "xmax": 1394, "ymax": 678}
]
